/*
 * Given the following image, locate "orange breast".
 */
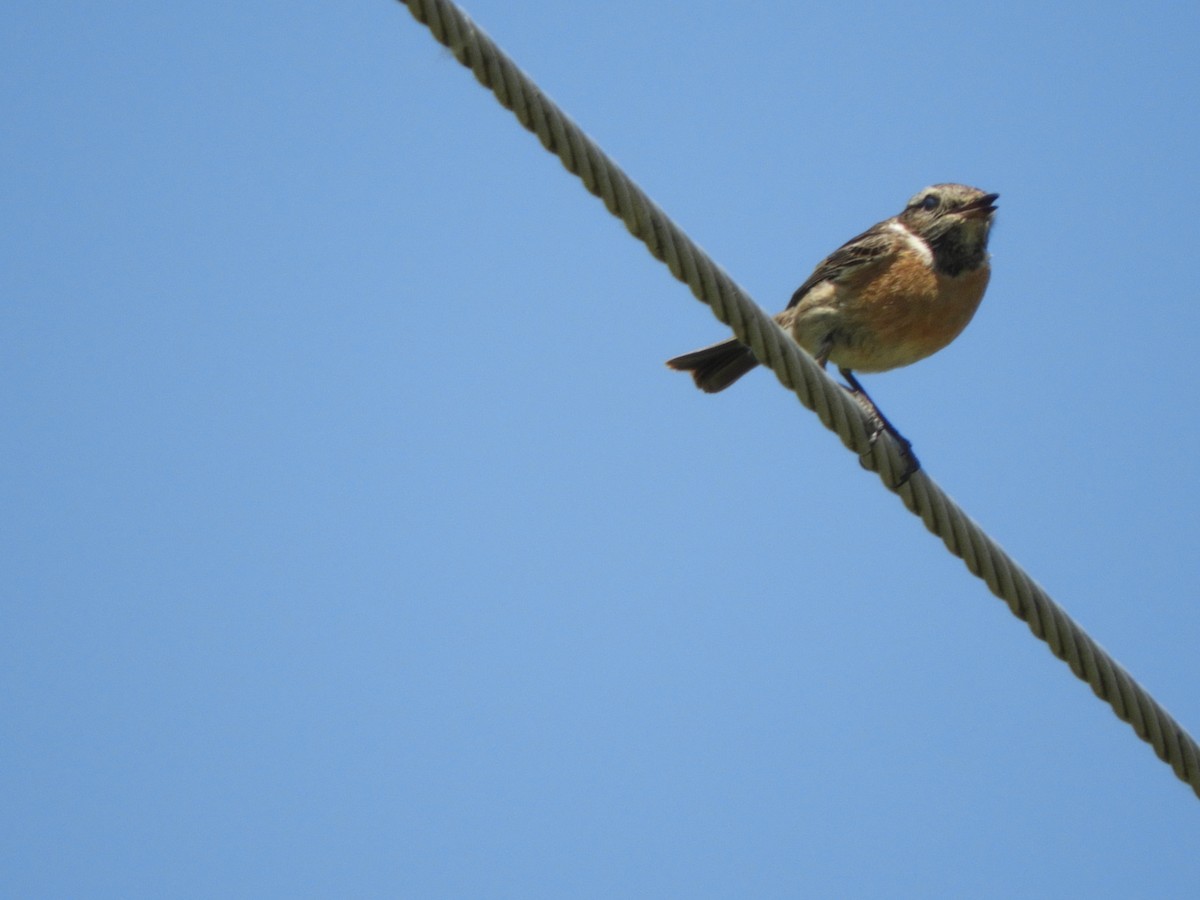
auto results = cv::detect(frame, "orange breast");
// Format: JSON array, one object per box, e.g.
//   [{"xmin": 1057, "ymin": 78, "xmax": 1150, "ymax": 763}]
[{"xmin": 829, "ymin": 252, "xmax": 990, "ymax": 372}]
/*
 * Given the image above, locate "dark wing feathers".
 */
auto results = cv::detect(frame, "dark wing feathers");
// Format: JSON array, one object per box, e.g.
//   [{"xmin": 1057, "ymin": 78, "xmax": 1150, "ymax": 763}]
[{"xmin": 786, "ymin": 224, "xmax": 897, "ymax": 308}]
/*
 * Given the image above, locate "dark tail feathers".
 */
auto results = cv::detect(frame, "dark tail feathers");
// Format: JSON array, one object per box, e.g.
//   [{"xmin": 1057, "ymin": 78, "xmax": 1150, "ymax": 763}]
[{"xmin": 665, "ymin": 338, "xmax": 759, "ymax": 393}]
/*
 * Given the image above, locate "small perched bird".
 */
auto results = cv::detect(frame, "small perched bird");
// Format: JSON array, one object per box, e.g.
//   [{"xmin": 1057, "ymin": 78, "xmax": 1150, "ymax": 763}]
[{"xmin": 666, "ymin": 183, "xmax": 998, "ymax": 483}]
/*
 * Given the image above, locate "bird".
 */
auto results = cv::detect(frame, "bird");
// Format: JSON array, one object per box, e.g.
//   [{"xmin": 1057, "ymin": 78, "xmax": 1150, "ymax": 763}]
[{"xmin": 666, "ymin": 183, "xmax": 998, "ymax": 483}]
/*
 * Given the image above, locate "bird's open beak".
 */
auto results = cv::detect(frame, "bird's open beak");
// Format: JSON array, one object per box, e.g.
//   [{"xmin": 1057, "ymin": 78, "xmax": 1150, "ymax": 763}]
[{"xmin": 961, "ymin": 192, "xmax": 1000, "ymax": 219}]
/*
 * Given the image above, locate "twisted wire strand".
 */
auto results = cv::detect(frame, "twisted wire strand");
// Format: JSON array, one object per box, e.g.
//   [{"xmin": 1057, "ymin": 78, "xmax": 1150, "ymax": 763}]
[{"xmin": 400, "ymin": 0, "xmax": 1200, "ymax": 799}]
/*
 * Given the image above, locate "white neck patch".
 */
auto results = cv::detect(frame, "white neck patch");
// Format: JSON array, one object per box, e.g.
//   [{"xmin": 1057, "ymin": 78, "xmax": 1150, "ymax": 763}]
[{"xmin": 886, "ymin": 220, "xmax": 933, "ymax": 267}]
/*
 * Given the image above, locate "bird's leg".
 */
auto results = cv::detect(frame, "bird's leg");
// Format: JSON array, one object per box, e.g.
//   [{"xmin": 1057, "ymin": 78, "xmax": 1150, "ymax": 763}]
[{"xmin": 838, "ymin": 367, "xmax": 920, "ymax": 485}]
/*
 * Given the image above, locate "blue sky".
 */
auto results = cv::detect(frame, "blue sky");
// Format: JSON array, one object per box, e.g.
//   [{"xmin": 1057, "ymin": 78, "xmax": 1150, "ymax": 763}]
[{"xmin": 5, "ymin": 1, "xmax": 1200, "ymax": 896}]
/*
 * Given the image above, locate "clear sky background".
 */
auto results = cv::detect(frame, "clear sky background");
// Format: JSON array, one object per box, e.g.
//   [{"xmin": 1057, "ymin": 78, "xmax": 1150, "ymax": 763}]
[{"xmin": 5, "ymin": 1, "xmax": 1200, "ymax": 896}]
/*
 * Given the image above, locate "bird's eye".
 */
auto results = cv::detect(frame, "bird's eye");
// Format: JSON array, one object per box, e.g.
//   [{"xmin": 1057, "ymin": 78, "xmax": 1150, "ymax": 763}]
[{"xmin": 920, "ymin": 194, "xmax": 940, "ymax": 211}]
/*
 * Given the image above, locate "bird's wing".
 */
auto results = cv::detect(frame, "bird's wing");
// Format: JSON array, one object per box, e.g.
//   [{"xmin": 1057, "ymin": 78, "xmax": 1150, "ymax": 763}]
[{"xmin": 786, "ymin": 223, "xmax": 898, "ymax": 309}]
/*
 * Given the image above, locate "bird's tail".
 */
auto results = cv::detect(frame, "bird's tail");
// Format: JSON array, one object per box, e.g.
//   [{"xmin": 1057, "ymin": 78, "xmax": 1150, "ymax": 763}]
[{"xmin": 665, "ymin": 337, "xmax": 759, "ymax": 393}]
